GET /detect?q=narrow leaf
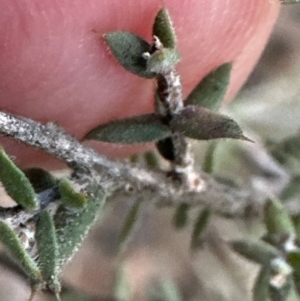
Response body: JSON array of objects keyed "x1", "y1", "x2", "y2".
[
  {"x1": 170, "y1": 106, "x2": 250, "y2": 141},
  {"x1": 119, "y1": 201, "x2": 141, "y2": 248},
  {"x1": 190, "y1": 207, "x2": 211, "y2": 250},
  {"x1": 0, "y1": 221, "x2": 41, "y2": 283},
  {"x1": 36, "y1": 211, "x2": 60, "y2": 294},
  {"x1": 85, "y1": 114, "x2": 171, "y2": 144},
  {"x1": 104, "y1": 31, "x2": 154, "y2": 78},
  {"x1": 287, "y1": 251, "x2": 300, "y2": 272},
  {"x1": 153, "y1": 8, "x2": 176, "y2": 49},
  {"x1": 280, "y1": 175, "x2": 300, "y2": 201},
  {"x1": 185, "y1": 63, "x2": 232, "y2": 111},
  {"x1": 0, "y1": 148, "x2": 37, "y2": 209},
  {"x1": 264, "y1": 197, "x2": 295, "y2": 237},
  {"x1": 173, "y1": 203, "x2": 190, "y2": 229},
  {"x1": 58, "y1": 179, "x2": 87, "y2": 208},
  {"x1": 253, "y1": 267, "x2": 271, "y2": 301},
  {"x1": 231, "y1": 239, "x2": 279, "y2": 265},
  {"x1": 54, "y1": 189, "x2": 106, "y2": 269}
]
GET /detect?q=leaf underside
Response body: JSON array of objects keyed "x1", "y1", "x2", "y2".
[
  {"x1": 85, "y1": 114, "x2": 171, "y2": 144},
  {"x1": 104, "y1": 31, "x2": 154, "y2": 78}
]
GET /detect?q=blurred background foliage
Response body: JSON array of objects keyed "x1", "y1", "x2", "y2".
[{"x1": 1, "y1": 5, "x2": 300, "y2": 301}]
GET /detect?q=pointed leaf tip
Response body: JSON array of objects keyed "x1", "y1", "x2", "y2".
[
  {"x1": 170, "y1": 106, "x2": 246, "y2": 141},
  {"x1": 85, "y1": 114, "x2": 171, "y2": 144},
  {"x1": 104, "y1": 31, "x2": 154, "y2": 78},
  {"x1": 153, "y1": 8, "x2": 176, "y2": 49},
  {"x1": 0, "y1": 148, "x2": 37, "y2": 209},
  {"x1": 185, "y1": 63, "x2": 232, "y2": 111}
]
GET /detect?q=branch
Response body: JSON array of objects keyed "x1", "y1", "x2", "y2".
[{"x1": 0, "y1": 111, "x2": 282, "y2": 217}]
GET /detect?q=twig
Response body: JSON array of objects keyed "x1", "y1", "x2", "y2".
[{"x1": 0, "y1": 110, "x2": 280, "y2": 217}]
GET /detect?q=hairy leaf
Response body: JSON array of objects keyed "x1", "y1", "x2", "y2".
[
  {"x1": 58, "y1": 179, "x2": 87, "y2": 208},
  {"x1": 185, "y1": 63, "x2": 232, "y2": 111},
  {"x1": 173, "y1": 203, "x2": 190, "y2": 229},
  {"x1": 104, "y1": 31, "x2": 154, "y2": 78},
  {"x1": 36, "y1": 211, "x2": 60, "y2": 294},
  {"x1": 253, "y1": 267, "x2": 271, "y2": 301},
  {"x1": 85, "y1": 114, "x2": 171, "y2": 144},
  {"x1": 0, "y1": 148, "x2": 37, "y2": 209},
  {"x1": 54, "y1": 188, "x2": 106, "y2": 269},
  {"x1": 0, "y1": 221, "x2": 41, "y2": 283},
  {"x1": 264, "y1": 197, "x2": 295, "y2": 237},
  {"x1": 153, "y1": 8, "x2": 176, "y2": 48},
  {"x1": 231, "y1": 239, "x2": 279, "y2": 265},
  {"x1": 190, "y1": 207, "x2": 211, "y2": 250},
  {"x1": 170, "y1": 106, "x2": 250, "y2": 141}
]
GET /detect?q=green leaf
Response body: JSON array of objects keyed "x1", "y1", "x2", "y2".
[
  {"x1": 231, "y1": 239, "x2": 279, "y2": 265},
  {"x1": 292, "y1": 214, "x2": 300, "y2": 241},
  {"x1": 153, "y1": 8, "x2": 176, "y2": 49},
  {"x1": 119, "y1": 201, "x2": 141, "y2": 248},
  {"x1": 146, "y1": 48, "x2": 180, "y2": 73},
  {"x1": 170, "y1": 106, "x2": 250, "y2": 141},
  {"x1": 185, "y1": 63, "x2": 232, "y2": 111},
  {"x1": 54, "y1": 188, "x2": 106, "y2": 269},
  {"x1": 104, "y1": 31, "x2": 154, "y2": 78},
  {"x1": 253, "y1": 267, "x2": 271, "y2": 301},
  {"x1": 202, "y1": 142, "x2": 217, "y2": 174},
  {"x1": 36, "y1": 211, "x2": 60, "y2": 294},
  {"x1": 190, "y1": 207, "x2": 211, "y2": 250},
  {"x1": 287, "y1": 251, "x2": 300, "y2": 272},
  {"x1": 264, "y1": 197, "x2": 295, "y2": 237},
  {"x1": 0, "y1": 148, "x2": 37, "y2": 209},
  {"x1": 58, "y1": 179, "x2": 87, "y2": 208},
  {"x1": 280, "y1": 175, "x2": 300, "y2": 201},
  {"x1": 172, "y1": 203, "x2": 190, "y2": 229},
  {"x1": 85, "y1": 114, "x2": 171, "y2": 144},
  {"x1": 0, "y1": 221, "x2": 41, "y2": 283}
]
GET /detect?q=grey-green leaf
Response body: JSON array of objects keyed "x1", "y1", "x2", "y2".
[
  {"x1": 104, "y1": 31, "x2": 154, "y2": 78},
  {"x1": 264, "y1": 197, "x2": 295, "y2": 237},
  {"x1": 185, "y1": 63, "x2": 232, "y2": 111},
  {"x1": 269, "y1": 278, "x2": 292, "y2": 301},
  {"x1": 119, "y1": 201, "x2": 141, "y2": 248},
  {"x1": 202, "y1": 142, "x2": 217, "y2": 174},
  {"x1": 173, "y1": 203, "x2": 190, "y2": 229},
  {"x1": 54, "y1": 188, "x2": 106, "y2": 270},
  {"x1": 253, "y1": 267, "x2": 271, "y2": 301},
  {"x1": 280, "y1": 175, "x2": 300, "y2": 201},
  {"x1": 58, "y1": 179, "x2": 87, "y2": 208},
  {"x1": 36, "y1": 211, "x2": 60, "y2": 294},
  {"x1": 190, "y1": 207, "x2": 211, "y2": 250},
  {"x1": 85, "y1": 114, "x2": 171, "y2": 144},
  {"x1": 231, "y1": 239, "x2": 279, "y2": 265},
  {"x1": 0, "y1": 148, "x2": 37, "y2": 209},
  {"x1": 0, "y1": 221, "x2": 41, "y2": 283},
  {"x1": 153, "y1": 8, "x2": 176, "y2": 49},
  {"x1": 170, "y1": 106, "x2": 250, "y2": 141}
]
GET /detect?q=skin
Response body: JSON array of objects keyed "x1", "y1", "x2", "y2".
[{"x1": 0, "y1": 0, "x2": 280, "y2": 169}]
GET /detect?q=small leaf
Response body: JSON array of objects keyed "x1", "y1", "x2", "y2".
[
  {"x1": 231, "y1": 239, "x2": 279, "y2": 265},
  {"x1": 264, "y1": 197, "x2": 295, "y2": 237},
  {"x1": 185, "y1": 63, "x2": 232, "y2": 111},
  {"x1": 170, "y1": 106, "x2": 250, "y2": 141},
  {"x1": 153, "y1": 8, "x2": 176, "y2": 48},
  {"x1": 0, "y1": 221, "x2": 41, "y2": 283},
  {"x1": 119, "y1": 201, "x2": 141, "y2": 248},
  {"x1": 54, "y1": 189, "x2": 106, "y2": 269},
  {"x1": 280, "y1": 175, "x2": 300, "y2": 201},
  {"x1": 104, "y1": 31, "x2": 154, "y2": 78},
  {"x1": 85, "y1": 114, "x2": 171, "y2": 144},
  {"x1": 58, "y1": 179, "x2": 87, "y2": 208},
  {"x1": 190, "y1": 207, "x2": 211, "y2": 250},
  {"x1": 156, "y1": 136, "x2": 175, "y2": 161},
  {"x1": 36, "y1": 211, "x2": 60, "y2": 294},
  {"x1": 202, "y1": 142, "x2": 217, "y2": 174},
  {"x1": 253, "y1": 267, "x2": 271, "y2": 301},
  {"x1": 173, "y1": 203, "x2": 190, "y2": 229},
  {"x1": 0, "y1": 148, "x2": 37, "y2": 209},
  {"x1": 146, "y1": 48, "x2": 180, "y2": 73}
]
